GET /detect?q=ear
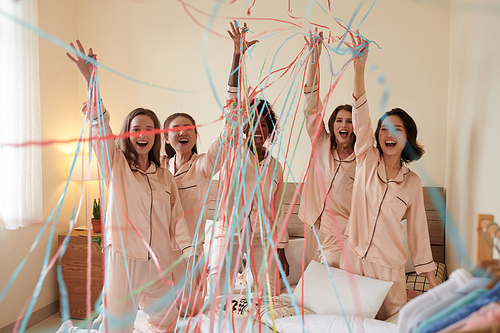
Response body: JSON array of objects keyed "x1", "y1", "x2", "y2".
[{"x1": 164, "y1": 135, "x2": 170, "y2": 145}]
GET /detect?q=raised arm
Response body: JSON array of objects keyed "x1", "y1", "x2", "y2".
[
  {"x1": 304, "y1": 30, "x2": 323, "y2": 88},
  {"x1": 68, "y1": 41, "x2": 116, "y2": 181},
  {"x1": 350, "y1": 33, "x2": 368, "y2": 101},
  {"x1": 302, "y1": 31, "x2": 329, "y2": 142},
  {"x1": 347, "y1": 32, "x2": 373, "y2": 158},
  {"x1": 66, "y1": 39, "x2": 97, "y2": 89},
  {"x1": 227, "y1": 20, "x2": 258, "y2": 88}
]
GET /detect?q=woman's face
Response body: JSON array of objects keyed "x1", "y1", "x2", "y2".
[
  {"x1": 245, "y1": 117, "x2": 270, "y2": 151},
  {"x1": 378, "y1": 115, "x2": 407, "y2": 159},
  {"x1": 164, "y1": 116, "x2": 196, "y2": 156},
  {"x1": 333, "y1": 109, "x2": 353, "y2": 147},
  {"x1": 130, "y1": 115, "x2": 155, "y2": 156}
]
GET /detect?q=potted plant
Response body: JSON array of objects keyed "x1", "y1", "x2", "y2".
[{"x1": 91, "y1": 198, "x2": 102, "y2": 234}]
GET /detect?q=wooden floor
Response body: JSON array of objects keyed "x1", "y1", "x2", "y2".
[{"x1": 24, "y1": 314, "x2": 89, "y2": 333}]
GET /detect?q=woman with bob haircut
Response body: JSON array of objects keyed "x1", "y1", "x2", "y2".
[
  {"x1": 340, "y1": 34, "x2": 438, "y2": 320},
  {"x1": 66, "y1": 40, "x2": 197, "y2": 333},
  {"x1": 299, "y1": 30, "x2": 357, "y2": 268}
]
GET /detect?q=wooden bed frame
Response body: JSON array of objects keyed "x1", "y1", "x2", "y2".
[{"x1": 207, "y1": 181, "x2": 446, "y2": 264}]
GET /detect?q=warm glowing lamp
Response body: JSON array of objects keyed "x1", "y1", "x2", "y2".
[
  {"x1": 69, "y1": 153, "x2": 101, "y2": 229},
  {"x1": 69, "y1": 153, "x2": 100, "y2": 182}
]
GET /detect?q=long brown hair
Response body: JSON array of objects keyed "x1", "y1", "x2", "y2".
[
  {"x1": 118, "y1": 108, "x2": 162, "y2": 169},
  {"x1": 374, "y1": 108, "x2": 424, "y2": 163},
  {"x1": 163, "y1": 113, "x2": 199, "y2": 158},
  {"x1": 327, "y1": 104, "x2": 356, "y2": 151}
]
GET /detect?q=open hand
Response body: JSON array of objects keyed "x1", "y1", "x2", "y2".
[
  {"x1": 304, "y1": 28, "x2": 323, "y2": 64},
  {"x1": 66, "y1": 39, "x2": 97, "y2": 84},
  {"x1": 228, "y1": 20, "x2": 258, "y2": 56},
  {"x1": 344, "y1": 30, "x2": 369, "y2": 68}
]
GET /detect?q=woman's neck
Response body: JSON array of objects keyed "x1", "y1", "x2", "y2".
[
  {"x1": 383, "y1": 154, "x2": 402, "y2": 180},
  {"x1": 174, "y1": 151, "x2": 193, "y2": 173},
  {"x1": 137, "y1": 154, "x2": 150, "y2": 172},
  {"x1": 255, "y1": 147, "x2": 267, "y2": 162},
  {"x1": 336, "y1": 144, "x2": 354, "y2": 160}
]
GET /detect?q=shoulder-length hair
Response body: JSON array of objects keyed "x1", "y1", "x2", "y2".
[
  {"x1": 118, "y1": 108, "x2": 162, "y2": 169},
  {"x1": 327, "y1": 104, "x2": 356, "y2": 152},
  {"x1": 163, "y1": 113, "x2": 198, "y2": 158},
  {"x1": 374, "y1": 108, "x2": 424, "y2": 163}
]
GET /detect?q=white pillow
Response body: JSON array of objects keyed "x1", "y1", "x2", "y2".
[
  {"x1": 273, "y1": 314, "x2": 397, "y2": 333},
  {"x1": 281, "y1": 238, "x2": 308, "y2": 288},
  {"x1": 292, "y1": 260, "x2": 393, "y2": 319},
  {"x1": 401, "y1": 219, "x2": 416, "y2": 273}
]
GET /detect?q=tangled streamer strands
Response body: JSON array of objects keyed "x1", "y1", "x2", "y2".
[{"x1": 0, "y1": 1, "x2": 460, "y2": 332}]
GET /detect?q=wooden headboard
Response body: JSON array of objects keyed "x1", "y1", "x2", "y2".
[{"x1": 206, "y1": 181, "x2": 446, "y2": 264}]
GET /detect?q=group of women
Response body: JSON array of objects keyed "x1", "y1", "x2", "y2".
[{"x1": 64, "y1": 21, "x2": 438, "y2": 333}]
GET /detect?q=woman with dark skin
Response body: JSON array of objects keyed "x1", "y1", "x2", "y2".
[{"x1": 209, "y1": 21, "x2": 289, "y2": 298}]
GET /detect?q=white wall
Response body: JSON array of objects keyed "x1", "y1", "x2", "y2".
[
  {"x1": 446, "y1": 1, "x2": 500, "y2": 272},
  {"x1": 1, "y1": 0, "x2": 451, "y2": 328},
  {"x1": 72, "y1": 0, "x2": 449, "y2": 186}
]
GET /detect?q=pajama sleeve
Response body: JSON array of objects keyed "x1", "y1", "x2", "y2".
[
  {"x1": 407, "y1": 181, "x2": 437, "y2": 275},
  {"x1": 352, "y1": 93, "x2": 373, "y2": 161}
]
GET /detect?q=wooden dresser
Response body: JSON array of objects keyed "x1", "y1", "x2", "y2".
[{"x1": 58, "y1": 230, "x2": 103, "y2": 319}]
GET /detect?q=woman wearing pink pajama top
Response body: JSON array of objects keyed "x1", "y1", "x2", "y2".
[
  {"x1": 161, "y1": 113, "x2": 228, "y2": 315},
  {"x1": 340, "y1": 35, "x2": 438, "y2": 320},
  {"x1": 299, "y1": 31, "x2": 356, "y2": 268},
  {"x1": 67, "y1": 40, "x2": 197, "y2": 333}
]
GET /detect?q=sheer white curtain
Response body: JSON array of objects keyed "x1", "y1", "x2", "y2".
[{"x1": 0, "y1": 1, "x2": 42, "y2": 229}]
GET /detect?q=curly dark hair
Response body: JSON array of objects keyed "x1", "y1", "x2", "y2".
[
  {"x1": 248, "y1": 98, "x2": 278, "y2": 143},
  {"x1": 374, "y1": 108, "x2": 424, "y2": 163}
]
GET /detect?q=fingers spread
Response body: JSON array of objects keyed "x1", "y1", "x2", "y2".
[{"x1": 66, "y1": 52, "x2": 77, "y2": 63}]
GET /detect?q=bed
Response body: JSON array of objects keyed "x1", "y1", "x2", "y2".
[
  {"x1": 60, "y1": 182, "x2": 447, "y2": 333},
  {"x1": 201, "y1": 181, "x2": 447, "y2": 332}
]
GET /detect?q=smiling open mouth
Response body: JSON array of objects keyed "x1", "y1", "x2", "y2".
[
  {"x1": 136, "y1": 141, "x2": 148, "y2": 147},
  {"x1": 385, "y1": 140, "x2": 397, "y2": 148},
  {"x1": 179, "y1": 138, "x2": 189, "y2": 144},
  {"x1": 339, "y1": 130, "x2": 349, "y2": 138}
]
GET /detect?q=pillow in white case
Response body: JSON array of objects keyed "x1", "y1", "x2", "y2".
[
  {"x1": 273, "y1": 314, "x2": 398, "y2": 333},
  {"x1": 293, "y1": 260, "x2": 393, "y2": 319},
  {"x1": 281, "y1": 238, "x2": 308, "y2": 288}
]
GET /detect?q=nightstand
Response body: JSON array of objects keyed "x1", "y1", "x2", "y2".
[{"x1": 58, "y1": 230, "x2": 103, "y2": 319}]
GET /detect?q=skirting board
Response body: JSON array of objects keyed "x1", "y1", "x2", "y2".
[{"x1": 0, "y1": 300, "x2": 59, "y2": 333}]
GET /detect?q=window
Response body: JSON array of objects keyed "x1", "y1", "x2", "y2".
[{"x1": 0, "y1": 1, "x2": 42, "y2": 229}]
